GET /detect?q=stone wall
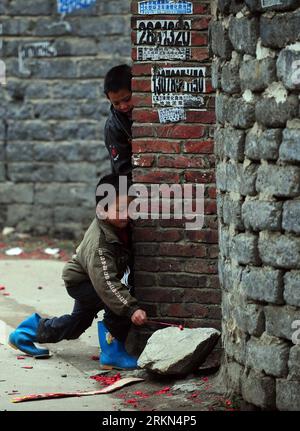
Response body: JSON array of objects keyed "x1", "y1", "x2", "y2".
[
  {"x1": 0, "y1": 0, "x2": 131, "y2": 237},
  {"x1": 210, "y1": 0, "x2": 300, "y2": 410}
]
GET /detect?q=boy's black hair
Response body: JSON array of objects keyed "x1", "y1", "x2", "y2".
[
  {"x1": 104, "y1": 64, "x2": 132, "y2": 96},
  {"x1": 95, "y1": 174, "x2": 132, "y2": 205}
]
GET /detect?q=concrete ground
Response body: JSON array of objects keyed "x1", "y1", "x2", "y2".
[
  {"x1": 0, "y1": 259, "x2": 131, "y2": 411},
  {"x1": 0, "y1": 259, "x2": 240, "y2": 412}
]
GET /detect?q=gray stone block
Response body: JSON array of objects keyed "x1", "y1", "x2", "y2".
[
  {"x1": 265, "y1": 305, "x2": 300, "y2": 341},
  {"x1": 224, "y1": 128, "x2": 245, "y2": 161},
  {"x1": 212, "y1": 59, "x2": 222, "y2": 90},
  {"x1": 52, "y1": 121, "x2": 100, "y2": 141},
  {"x1": 221, "y1": 59, "x2": 241, "y2": 94},
  {"x1": 279, "y1": 129, "x2": 300, "y2": 163},
  {"x1": 284, "y1": 271, "x2": 300, "y2": 307},
  {"x1": 255, "y1": 95, "x2": 299, "y2": 128},
  {"x1": 221, "y1": 360, "x2": 243, "y2": 394},
  {"x1": 8, "y1": 163, "x2": 55, "y2": 183},
  {"x1": 53, "y1": 162, "x2": 98, "y2": 182},
  {"x1": 256, "y1": 165, "x2": 300, "y2": 197},
  {"x1": 276, "y1": 380, "x2": 300, "y2": 411},
  {"x1": 7, "y1": 120, "x2": 52, "y2": 141},
  {"x1": 228, "y1": 17, "x2": 259, "y2": 56},
  {"x1": 215, "y1": 93, "x2": 230, "y2": 125},
  {"x1": 241, "y1": 369, "x2": 276, "y2": 409},
  {"x1": 288, "y1": 345, "x2": 300, "y2": 379},
  {"x1": 282, "y1": 200, "x2": 300, "y2": 234},
  {"x1": 217, "y1": 0, "x2": 244, "y2": 15},
  {"x1": 277, "y1": 46, "x2": 300, "y2": 90},
  {"x1": 260, "y1": 10, "x2": 300, "y2": 49},
  {"x1": 7, "y1": 142, "x2": 35, "y2": 161},
  {"x1": 51, "y1": 82, "x2": 101, "y2": 100},
  {"x1": 223, "y1": 194, "x2": 244, "y2": 229},
  {"x1": 218, "y1": 161, "x2": 258, "y2": 196},
  {"x1": 54, "y1": 206, "x2": 95, "y2": 224},
  {"x1": 227, "y1": 98, "x2": 256, "y2": 129},
  {"x1": 219, "y1": 224, "x2": 231, "y2": 258},
  {"x1": 241, "y1": 267, "x2": 284, "y2": 304},
  {"x1": 209, "y1": 21, "x2": 233, "y2": 60},
  {"x1": 0, "y1": 183, "x2": 34, "y2": 204},
  {"x1": 240, "y1": 58, "x2": 277, "y2": 92},
  {"x1": 246, "y1": 333, "x2": 290, "y2": 377},
  {"x1": 242, "y1": 200, "x2": 282, "y2": 231},
  {"x1": 231, "y1": 233, "x2": 260, "y2": 265},
  {"x1": 259, "y1": 233, "x2": 300, "y2": 269},
  {"x1": 35, "y1": 183, "x2": 94, "y2": 207},
  {"x1": 223, "y1": 325, "x2": 247, "y2": 364},
  {"x1": 33, "y1": 103, "x2": 79, "y2": 120},
  {"x1": 245, "y1": 127, "x2": 282, "y2": 161},
  {"x1": 31, "y1": 59, "x2": 77, "y2": 79},
  {"x1": 0, "y1": 163, "x2": 5, "y2": 182},
  {"x1": 9, "y1": 0, "x2": 52, "y2": 15}
]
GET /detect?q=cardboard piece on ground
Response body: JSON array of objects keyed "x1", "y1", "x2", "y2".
[{"x1": 11, "y1": 377, "x2": 144, "y2": 403}]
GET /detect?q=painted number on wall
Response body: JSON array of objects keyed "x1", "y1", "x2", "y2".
[{"x1": 137, "y1": 20, "x2": 191, "y2": 46}]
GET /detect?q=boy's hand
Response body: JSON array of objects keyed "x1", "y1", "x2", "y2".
[{"x1": 131, "y1": 309, "x2": 147, "y2": 326}]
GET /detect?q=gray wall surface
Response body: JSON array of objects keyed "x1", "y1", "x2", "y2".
[
  {"x1": 0, "y1": 0, "x2": 131, "y2": 237},
  {"x1": 211, "y1": 0, "x2": 300, "y2": 411}
]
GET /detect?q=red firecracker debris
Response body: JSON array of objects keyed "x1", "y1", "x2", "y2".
[
  {"x1": 0, "y1": 285, "x2": 6, "y2": 290},
  {"x1": 21, "y1": 366, "x2": 33, "y2": 369},
  {"x1": 17, "y1": 356, "x2": 26, "y2": 360},
  {"x1": 134, "y1": 390, "x2": 150, "y2": 399},
  {"x1": 201, "y1": 377, "x2": 209, "y2": 382},
  {"x1": 90, "y1": 355, "x2": 99, "y2": 361},
  {"x1": 3, "y1": 293, "x2": 10, "y2": 296},
  {"x1": 89, "y1": 372, "x2": 121, "y2": 386},
  {"x1": 178, "y1": 325, "x2": 184, "y2": 331},
  {"x1": 154, "y1": 387, "x2": 170, "y2": 395}
]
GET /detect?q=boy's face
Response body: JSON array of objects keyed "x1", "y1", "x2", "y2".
[
  {"x1": 100, "y1": 194, "x2": 133, "y2": 229},
  {"x1": 107, "y1": 89, "x2": 134, "y2": 115}
]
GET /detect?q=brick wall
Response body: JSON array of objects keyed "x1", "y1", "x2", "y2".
[
  {"x1": 130, "y1": 0, "x2": 221, "y2": 352},
  {"x1": 0, "y1": 0, "x2": 131, "y2": 237}
]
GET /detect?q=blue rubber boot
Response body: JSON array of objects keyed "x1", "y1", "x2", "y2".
[
  {"x1": 98, "y1": 321, "x2": 138, "y2": 370},
  {"x1": 8, "y1": 313, "x2": 50, "y2": 358}
]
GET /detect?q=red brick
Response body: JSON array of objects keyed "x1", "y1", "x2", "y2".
[
  {"x1": 205, "y1": 80, "x2": 214, "y2": 94},
  {"x1": 134, "y1": 243, "x2": 158, "y2": 256},
  {"x1": 193, "y1": 2, "x2": 210, "y2": 15},
  {"x1": 186, "y1": 229, "x2": 218, "y2": 244},
  {"x1": 132, "y1": 154, "x2": 155, "y2": 167},
  {"x1": 132, "y1": 109, "x2": 158, "y2": 123},
  {"x1": 183, "y1": 289, "x2": 222, "y2": 304},
  {"x1": 157, "y1": 155, "x2": 211, "y2": 169},
  {"x1": 132, "y1": 78, "x2": 151, "y2": 92},
  {"x1": 183, "y1": 140, "x2": 214, "y2": 154},
  {"x1": 132, "y1": 64, "x2": 152, "y2": 76},
  {"x1": 158, "y1": 273, "x2": 207, "y2": 288},
  {"x1": 208, "y1": 244, "x2": 219, "y2": 258},
  {"x1": 134, "y1": 272, "x2": 156, "y2": 287},
  {"x1": 191, "y1": 47, "x2": 210, "y2": 61},
  {"x1": 204, "y1": 199, "x2": 217, "y2": 214},
  {"x1": 160, "y1": 303, "x2": 209, "y2": 319},
  {"x1": 192, "y1": 17, "x2": 211, "y2": 30},
  {"x1": 191, "y1": 32, "x2": 208, "y2": 46},
  {"x1": 157, "y1": 125, "x2": 205, "y2": 139},
  {"x1": 185, "y1": 111, "x2": 216, "y2": 124},
  {"x1": 159, "y1": 243, "x2": 207, "y2": 257},
  {"x1": 184, "y1": 171, "x2": 215, "y2": 184},
  {"x1": 133, "y1": 170, "x2": 180, "y2": 184},
  {"x1": 134, "y1": 257, "x2": 159, "y2": 272},
  {"x1": 208, "y1": 186, "x2": 217, "y2": 198},
  {"x1": 133, "y1": 227, "x2": 183, "y2": 242},
  {"x1": 132, "y1": 139, "x2": 181, "y2": 154},
  {"x1": 132, "y1": 125, "x2": 154, "y2": 138},
  {"x1": 185, "y1": 259, "x2": 218, "y2": 274},
  {"x1": 135, "y1": 287, "x2": 184, "y2": 303},
  {"x1": 132, "y1": 94, "x2": 152, "y2": 107}
]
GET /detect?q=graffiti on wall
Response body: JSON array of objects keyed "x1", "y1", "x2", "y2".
[
  {"x1": 152, "y1": 67, "x2": 206, "y2": 108},
  {"x1": 18, "y1": 42, "x2": 57, "y2": 75},
  {"x1": 57, "y1": 0, "x2": 96, "y2": 14},
  {"x1": 138, "y1": 0, "x2": 193, "y2": 15}
]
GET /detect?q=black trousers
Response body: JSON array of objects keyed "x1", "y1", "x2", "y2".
[{"x1": 36, "y1": 280, "x2": 132, "y2": 344}]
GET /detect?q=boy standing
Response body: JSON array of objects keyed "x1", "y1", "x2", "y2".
[{"x1": 8, "y1": 175, "x2": 147, "y2": 370}]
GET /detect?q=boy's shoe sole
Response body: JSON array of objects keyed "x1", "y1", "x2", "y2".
[
  {"x1": 8, "y1": 341, "x2": 51, "y2": 359},
  {"x1": 100, "y1": 364, "x2": 137, "y2": 371}
]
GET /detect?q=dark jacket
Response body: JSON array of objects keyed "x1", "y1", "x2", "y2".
[
  {"x1": 62, "y1": 217, "x2": 140, "y2": 318},
  {"x1": 104, "y1": 105, "x2": 133, "y2": 175}
]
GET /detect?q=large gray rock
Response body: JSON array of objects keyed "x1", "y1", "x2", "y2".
[{"x1": 137, "y1": 327, "x2": 220, "y2": 375}]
